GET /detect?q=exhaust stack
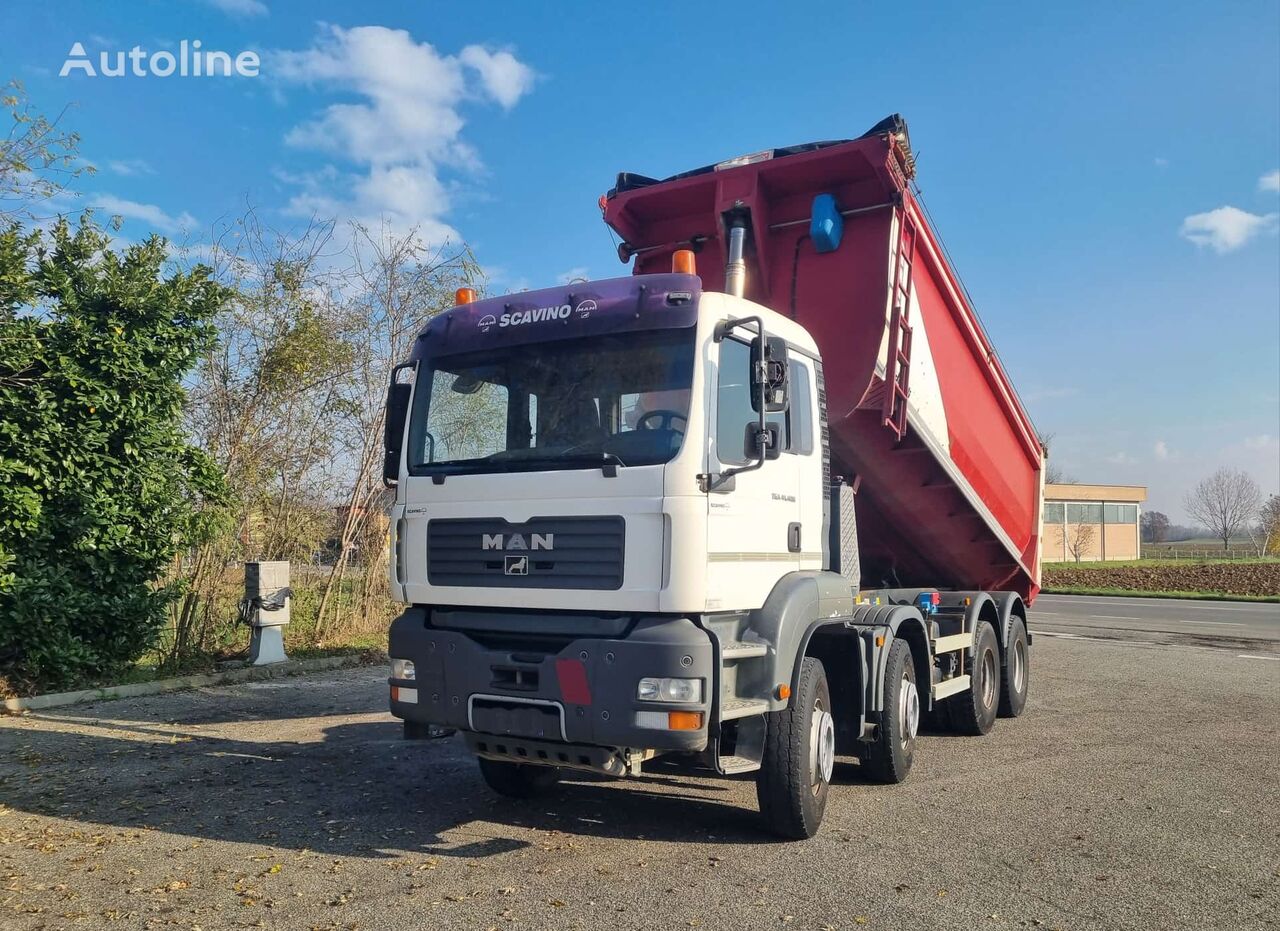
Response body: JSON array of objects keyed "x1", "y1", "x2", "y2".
[{"x1": 724, "y1": 219, "x2": 747, "y2": 298}]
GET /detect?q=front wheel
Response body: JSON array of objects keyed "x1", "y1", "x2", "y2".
[
  {"x1": 756, "y1": 657, "x2": 834, "y2": 839},
  {"x1": 477, "y1": 758, "x2": 562, "y2": 798}
]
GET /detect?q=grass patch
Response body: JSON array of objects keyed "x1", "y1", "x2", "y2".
[
  {"x1": 1045, "y1": 557, "x2": 1280, "y2": 570},
  {"x1": 1042, "y1": 585, "x2": 1280, "y2": 603}
]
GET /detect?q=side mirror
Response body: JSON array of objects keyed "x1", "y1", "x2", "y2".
[
  {"x1": 751, "y1": 335, "x2": 789, "y2": 413},
  {"x1": 743, "y1": 422, "x2": 783, "y2": 461},
  {"x1": 383, "y1": 362, "x2": 416, "y2": 486}
]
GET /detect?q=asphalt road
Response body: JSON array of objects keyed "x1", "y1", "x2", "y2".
[
  {"x1": 2, "y1": 599, "x2": 1278, "y2": 931},
  {"x1": 1034, "y1": 593, "x2": 1279, "y2": 651}
]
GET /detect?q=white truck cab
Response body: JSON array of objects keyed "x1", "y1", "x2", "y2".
[{"x1": 384, "y1": 260, "x2": 1028, "y2": 839}]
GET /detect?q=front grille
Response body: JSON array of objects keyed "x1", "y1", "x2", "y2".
[{"x1": 427, "y1": 516, "x2": 625, "y2": 590}]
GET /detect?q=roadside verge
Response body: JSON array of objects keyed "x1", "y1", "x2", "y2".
[{"x1": 2, "y1": 652, "x2": 386, "y2": 715}]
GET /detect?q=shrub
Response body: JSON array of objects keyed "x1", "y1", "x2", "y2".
[{"x1": 0, "y1": 217, "x2": 228, "y2": 692}]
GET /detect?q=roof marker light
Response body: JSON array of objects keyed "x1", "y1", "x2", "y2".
[
  {"x1": 455, "y1": 287, "x2": 477, "y2": 305},
  {"x1": 672, "y1": 249, "x2": 696, "y2": 275}
]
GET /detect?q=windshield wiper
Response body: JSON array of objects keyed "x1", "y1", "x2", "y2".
[{"x1": 525, "y1": 451, "x2": 626, "y2": 477}]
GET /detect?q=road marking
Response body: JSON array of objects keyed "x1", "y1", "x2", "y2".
[
  {"x1": 1036, "y1": 631, "x2": 1112, "y2": 643},
  {"x1": 1038, "y1": 596, "x2": 1271, "y2": 614},
  {"x1": 1236, "y1": 654, "x2": 1280, "y2": 662},
  {"x1": 1036, "y1": 612, "x2": 1245, "y2": 627}
]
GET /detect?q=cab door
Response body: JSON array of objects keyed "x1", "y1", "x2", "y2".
[{"x1": 704, "y1": 336, "x2": 802, "y2": 612}]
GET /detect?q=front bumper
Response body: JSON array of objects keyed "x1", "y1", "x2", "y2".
[{"x1": 387, "y1": 607, "x2": 714, "y2": 753}]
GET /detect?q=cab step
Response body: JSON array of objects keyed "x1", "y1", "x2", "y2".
[
  {"x1": 716, "y1": 754, "x2": 762, "y2": 775},
  {"x1": 720, "y1": 697, "x2": 770, "y2": 720},
  {"x1": 721, "y1": 640, "x2": 769, "y2": 660}
]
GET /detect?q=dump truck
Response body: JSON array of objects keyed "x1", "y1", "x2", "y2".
[{"x1": 383, "y1": 115, "x2": 1043, "y2": 838}]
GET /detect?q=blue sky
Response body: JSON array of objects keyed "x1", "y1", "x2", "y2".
[{"x1": 4, "y1": 0, "x2": 1278, "y2": 523}]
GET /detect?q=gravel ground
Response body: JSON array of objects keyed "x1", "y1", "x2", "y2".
[{"x1": 1, "y1": 633, "x2": 1277, "y2": 931}]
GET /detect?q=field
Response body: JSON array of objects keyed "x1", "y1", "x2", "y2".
[
  {"x1": 1042, "y1": 556, "x2": 1280, "y2": 601},
  {"x1": 1139, "y1": 537, "x2": 1270, "y2": 559}
]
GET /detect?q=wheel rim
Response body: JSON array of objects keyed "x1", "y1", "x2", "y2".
[
  {"x1": 981, "y1": 648, "x2": 998, "y2": 708},
  {"x1": 809, "y1": 698, "x2": 835, "y2": 790},
  {"x1": 900, "y1": 675, "x2": 919, "y2": 748},
  {"x1": 1013, "y1": 639, "x2": 1027, "y2": 694}
]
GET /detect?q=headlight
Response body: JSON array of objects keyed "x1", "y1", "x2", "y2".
[
  {"x1": 391, "y1": 658, "x2": 416, "y2": 681},
  {"x1": 637, "y1": 677, "x2": 702, "y2": 703}
]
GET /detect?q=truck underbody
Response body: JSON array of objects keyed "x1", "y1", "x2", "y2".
[{"x1": 389, "y1": 574, "x2": 1031, "y2": 837}]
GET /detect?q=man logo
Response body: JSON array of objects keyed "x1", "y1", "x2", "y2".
[
  {"x1": 477, "y1": 313, "x2": 497, "y2": 332},
  {"x1": 504, "y1": 555, "x2": 529, "y2": 576},
  {"x1": 574, "y1": 299, "x2": 597, "y2": 318},
  {"x1": 482, "y1": 533, "x2": 554, "y2": 551}
]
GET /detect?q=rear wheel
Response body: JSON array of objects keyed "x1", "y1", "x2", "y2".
[
  {"x1": 998, "y1": 616, "x2": 1030, "y2": 718},
  {"x1": 863, "y1": 639, "x2": 918, "y2": 783},
  {"x1": 944, "y1": 620, "x2": 1000, "y2": 736},
  {"x1": 477, "y1": 758, "x2": 562, "y2": 798},
  {"x1": 756, "y1": 657, "x2": 833, "y2": 840}
]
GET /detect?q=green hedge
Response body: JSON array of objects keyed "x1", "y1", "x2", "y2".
[{"x1": 0, "y1": 218, "x2": 228, "y2": 691}]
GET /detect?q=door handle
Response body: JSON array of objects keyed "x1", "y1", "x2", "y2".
[{"x1": 787, "y1": 522, "x2": 802, "y2": 553}]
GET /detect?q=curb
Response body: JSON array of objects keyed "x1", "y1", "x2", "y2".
[{"x1": 2, "y1": 653, "x2": 384, "y2": 715}]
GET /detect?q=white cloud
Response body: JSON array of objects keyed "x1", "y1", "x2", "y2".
[
  {"x1": 1153, "y1": 440, "x2": 1170, "y2": 461},
  {"x1": 203, "y1": 0, "x2": 268, "y2": 17},
  {"x1": 88, "y1": 194, "x2": 197, "y2": 234},
  {"x1": 1179, "y1": 206, "x2": 1278, "y2": 253},
  {"x1": 1260, "y1": 170, "x2": 1280, "y2": 193},
  {"x1": 1244, "y1": 434, "x2": 1278, "y2": 451},
  {"x1": 107, "y1": 158, "x2": 155, "y2": 177},
  {"x1": 459, "y1": 46, "x2": 537, "y2": 109},
  {"x1": 271, "y1": 26, "x2": 535, "y2": 241},
  {"x1": 557, "y1": 267, "x2": 590, "y2": 284}
]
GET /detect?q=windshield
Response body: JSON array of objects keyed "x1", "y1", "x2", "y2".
[{"x1": 407, "y1": 329, "x2": 695, "y2": 475}]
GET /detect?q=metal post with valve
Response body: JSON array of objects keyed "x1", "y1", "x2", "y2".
[{"x1": 241, "y1": 561, "x2": 291, "y2": 665}]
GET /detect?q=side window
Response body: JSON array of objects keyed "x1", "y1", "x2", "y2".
[
  {"x1": 787, "y1": 359, "x2": 814, "y2": 455},
  {"x1": 716, "y1": 339, "x2": 755, "y2": 466},
  {"x1": 716, "y1": 338, "x2": 785, "y2": 465},
  {"x1": 1067, "y1": 502, "x2": 1103, "y2": 523}
]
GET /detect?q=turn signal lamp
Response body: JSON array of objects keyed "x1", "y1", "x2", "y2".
[
  {"x1": 672, "y1": 249, "x2": 696, "y2": 275},
  {"x1": 455, "y1": 287, "x2": 477, "y2": 305},
  {"x1": 667, "y1": 711, "x2": 703, "y2": 731}
]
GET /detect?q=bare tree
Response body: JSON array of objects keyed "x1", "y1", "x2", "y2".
[
  {"x1": 0, "y1": 80, "x2": 93, "y2": 221},
  {"x1": 1255, "y1": 495, "x2": 1279, "y2": 557},
  {"x1": 1183, "y1": 467, "x2": 1262, "y2": 554},
  {"x1": 171, "y1": 208, "x2": 354, "y2": 662},
  {"x1": 313, "y1": 221, "x2": 479, "y2": 639},
  {"x1": 1039, "y1": 432, "x2": 1073, "y2": 484},
  {"x1": 1066, "y1": 520, "x2": 1096, "y2": 563}
]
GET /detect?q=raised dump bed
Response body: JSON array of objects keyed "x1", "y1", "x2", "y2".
[{"x1": 603, "y1": 117, "x2": 1044, "y2": 600}]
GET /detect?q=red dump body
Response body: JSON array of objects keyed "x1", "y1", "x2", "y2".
[{"x1": 603, "y1": 123, "x2": 1044, "y2": 601}]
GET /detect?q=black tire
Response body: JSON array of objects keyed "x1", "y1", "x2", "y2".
[
  {"x1": 755, "y1": 657, "x2": 834, "y2": 840},
  {"x1": 477, "y1": 758, "x2": 561, "y2": 798},
  {"x1": 998, "y1": 615, "x2": 1030, "y2": 718},
  {"x1": 862, "y1": 639, "x2": 918, "y2": 783},
  {"x1": 943, "y1": 619, "x2": 1000, "y2": 736}
]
